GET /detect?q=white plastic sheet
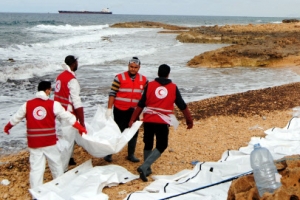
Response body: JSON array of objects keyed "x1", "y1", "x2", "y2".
[
  {"x1": 124, "y1": 116, "x2": 300, "y2": 200},
  {"x1": 75, "y1": 105, "x2": 142, "y2": 158},
  {"x1": 30, "y1": 109, "x2": 300, "y2": 199},
  {"x1": 29, "y1": 160, "x2": 139, "y2": 200},
  {"x1": 57, "y1": 123, "x2": 77, "y2": 171}
]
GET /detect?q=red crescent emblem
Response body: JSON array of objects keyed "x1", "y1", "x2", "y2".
[
  {"x1": 33, "y1": 106, "x2": 47, "y2": 120},
  {"x1": 36, "y1": 110, "x2": 42, "y2": 116},
  {"x1": 155, "y1": 86, "x2": 168, "y2": 99},
  {"x1": 55, "y1": 80, "x2": 61, "y2": 92}
]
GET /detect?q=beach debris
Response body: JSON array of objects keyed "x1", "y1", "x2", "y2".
[
  {"x1": 248, "y1": 124, "x2": 264, "y2": 130},
  {"x1": 118, "y1": 190, "x2": 127, "y2": 195},
  {"x1": 292, "y1": 106, "x2": 300, "y2": 117},
  {"x1": 2, "y1": 193, "x2": 8, "y2": 198},
  {"x1": 1, "y1": 179, "x2": 10, "y2": 186},
  {"x1": 101, "y1": 36, "x2": 112, "y2": 42},
  {"x1": 191, "y1": 160, "x2": 199, "y2": 165}
]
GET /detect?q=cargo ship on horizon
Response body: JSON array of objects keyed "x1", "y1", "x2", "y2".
[{"x1": 58, "y1": 8, "x2": 112, "y2": 14}]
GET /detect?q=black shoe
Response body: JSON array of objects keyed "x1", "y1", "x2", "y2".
[
  {"x1": 127, "y1": 155, "x2": 140, "y2": 162},
  {"x1": 137, "y1": 166, "x2": 148, "y2": 182},
  {"x1": 69, "y1": 158, "x2": 76, "y2": 165},
  {"x1": 104, "y1": 155, "x2": 112, "y2": 162}
]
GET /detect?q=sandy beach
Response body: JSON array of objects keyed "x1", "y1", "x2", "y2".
[
  {"x1": 1, "y1": 81, "x2": 300, "y2": 199},
  {"x1": 2, "y1": 21, "x2": 300, "y2": 199}
]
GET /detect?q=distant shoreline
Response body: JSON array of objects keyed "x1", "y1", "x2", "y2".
[{"x1": 111, "y1": 21, "x2": 300, "y2": 68}]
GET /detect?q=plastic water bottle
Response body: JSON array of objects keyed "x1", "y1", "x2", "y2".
[{"x1": 250, "y1": 143, "x2": 281, "y2": 197}]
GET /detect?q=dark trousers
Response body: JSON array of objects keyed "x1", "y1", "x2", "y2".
[
  {"x1": 143, "y1": 122, "x2": 169, "y2": 153},
  {"x1": 113, "y1": 106, "x2": 138, "y2": 138}
]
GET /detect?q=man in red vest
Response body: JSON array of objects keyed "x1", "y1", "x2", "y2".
[
  {"x1": 129, "y1": 64, "x2": 193, "y2": 181},
  {"x1": 54, "y1": 55, "x2": 85, "y2": 166},
  {"x1": 104, "y1": 57, "x2": 148, "y2": 162},
  {"x1": 3, "y1": 81, "x2": 86, "y2": 189}
]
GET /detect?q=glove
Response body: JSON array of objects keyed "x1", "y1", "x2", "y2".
[
  {"x1": 105, "y1": 108, "x2": 112, "y2": 119},
  {"x1": 72, "y1": 121, "x2": 87, "y2": 136},
  {"x1": 182, "y1": 106, "x2": 193, "y2": 129},
  {"x1": 4, "y1": 122, "x2": 13, "y2": 135},
  {"x1": 74, "y1": 107, "x2": 85, "y2": 127},
  {"x1": 128, "y1": 106, "x2": 143, "y2": 127}
]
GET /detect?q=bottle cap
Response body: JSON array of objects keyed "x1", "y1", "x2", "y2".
[{"x1": 254, "y1": 143, "x2": 261, "y2": 149}]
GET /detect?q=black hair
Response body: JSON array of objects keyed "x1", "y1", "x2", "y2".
[
  {"x1": 65, "y1": 55, "x2": 77, "y2": 66},
  {"x1": 158, "y1": 64, "x2": 171, "y2": 78},
  {"x1": 38, "y1": 81, "x2": 51, "y2": 92}
]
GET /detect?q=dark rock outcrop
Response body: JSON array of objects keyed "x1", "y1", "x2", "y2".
[
  {"x1": 282, "y1": 19, "x2": 300, "y2": 23},
  {"x1": 177, "y1": 23, "x2": 300, "y2": 67}
]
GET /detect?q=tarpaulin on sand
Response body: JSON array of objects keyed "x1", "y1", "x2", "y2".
[
  {"x1": 31, "y1": 107, "x2": 300, "y2": 199},
  {"x1": 29, "y1": 160, "x2": 139, "y2": 200},
  {"x1": 124, "y1": 117, "x2": 300, "y2": 200}
]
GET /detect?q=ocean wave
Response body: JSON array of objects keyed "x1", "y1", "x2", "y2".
[
  {"x1": 0, "y1": 62, "x2": 62, "y2": 82},
  {"x1": 271, "y1": 21, "x2": 282, "y2": 24},
  {"x1": 255, "y1": 19, "x2": 282, "y2": 24},
  {"x1": 0, "y1": 20, "x2": 60, "y2": 26},
  {"x1": 29, "y1": 24, "x2": 110, "y2": 33}
]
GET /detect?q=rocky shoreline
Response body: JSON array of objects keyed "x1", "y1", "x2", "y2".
[{"x1": 112, "y1": 20, "x2": 300, "y2": 68}]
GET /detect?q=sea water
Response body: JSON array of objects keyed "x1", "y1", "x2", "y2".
[{"x1": 1, "y1": 13, "x2": 300, "y2": 156}]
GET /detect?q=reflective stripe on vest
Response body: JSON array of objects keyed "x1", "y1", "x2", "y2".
[
  {"x1": 114, "y1": 72, "x2": 147, "y2": 110},
  {"x1": 120, "y1": 72, "x2": 126, "y2": 80},
  {"x1": 54, "y1": 95, "x2": 69, "y2": 101},
  {"x1": 115, "y1": 97, "x2": 139, "y2": 103},
  {"x1": 118, "y1": 88, "x2": 143, "y2": 93},
  {"x1": 146, "y1": 106, "x2": 173, "y2": 114},
  {"x1": 53, "y1": 95, "x2": 69, "y2": 107},
  {"x1": 26, "y1": 98, "x2": 57, "y2": 148},
  {"x1": 54, "y1": 70, "x2": 75, "y2": 111},
  {"x1": 27, "y1": 128, "x2": 56, "y2": 132},
  {"x1": 27, "y1": 133, "x2": 56, "y2": 137},
  {"x1": 143, "y1": 81, "x2": 176, "y2": 124}
]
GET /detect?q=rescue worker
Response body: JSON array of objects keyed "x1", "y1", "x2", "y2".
[
  {"x1": 3, "y1": 81, "x2": 87, "y2": 189},
  {"x1": 129, "y1": 64, "x2": 193, "y2": 182},
  {"x1": 54, "y1": 55, "x2": 85, "y2": 167},
  {"x1": 104, "y1": 57, "x2": 148, "y2": 162}
]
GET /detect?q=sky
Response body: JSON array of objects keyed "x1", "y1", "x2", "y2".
[{"x1": 0, "y1": 0, "x2": 299, "y2": 17}]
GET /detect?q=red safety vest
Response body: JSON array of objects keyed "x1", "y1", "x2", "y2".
[
  {"x1": 26, "y1": 98, "x2": 56, "y2": 148},
  {"x1": 143, "y1": 81, "x2": 176, "y2": 124},
  {"x1": 114, "y1": 72, "x2": 147, "y2": 110},
  {"x1": 54, "y1": 70, "x2": 75, "y2": 111}
]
